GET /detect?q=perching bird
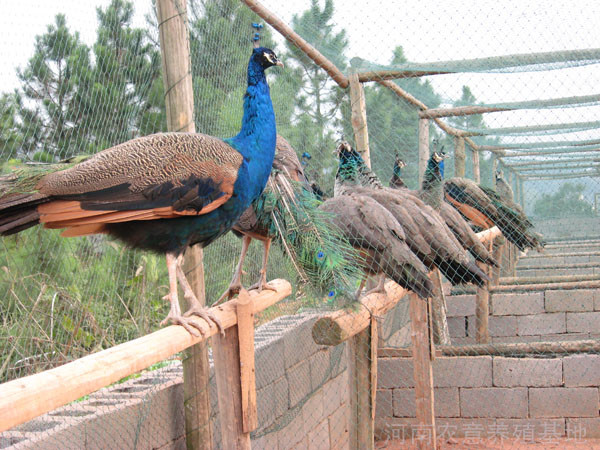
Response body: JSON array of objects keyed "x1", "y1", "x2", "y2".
[
  {"x1": 392, "y1": 150, "x2": 498, "y2": 268},
  {"x1": 444, "y1": 175, "x2": 544, "y2": 252},
  {"x1": 218, "y1": 135, "x2": 364, "y2": 305},
  {"x1": 389, "y1": 153, "x2": 407, "y2": 189},
  {"x1": 494, "y1": 169, "x2": 515, "y2": 204},
  {"x1": 319, "y1": 191, "x2": 434, "y2": 299},
  {"x1": 335, "y1": 142, "x2": 489, "y2": 287},
  {"x1": 0, "y1": 46, "x2": 283, "y2": 336},
  {"x1": 217, "y1": 135, "x2": 306, "y2": 302}
]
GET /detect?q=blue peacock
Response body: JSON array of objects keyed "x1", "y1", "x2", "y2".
[{"x1": 0, "y1": 46, "x2": 283, "y2": 336}]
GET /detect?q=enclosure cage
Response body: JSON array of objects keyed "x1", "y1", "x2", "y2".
[{"x1": 1, "y1": 0, "x2": 600, "y2": 449}]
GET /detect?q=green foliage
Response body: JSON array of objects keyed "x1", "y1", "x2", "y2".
[
  {"x1": 534, "y1": 182, "x2": 595, "y2": 218},
  {"x1": 16, "y1": 14, "x2": 93, "y2": 159},
  {"x1": 281, "y1": 0, "x2": 349, "y2": 192}
]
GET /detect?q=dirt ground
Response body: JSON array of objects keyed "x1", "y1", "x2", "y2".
[{"x1": 375, "y1": 437, "x2": 600, "y2": 449}]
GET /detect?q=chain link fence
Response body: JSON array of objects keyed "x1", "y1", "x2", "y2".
[{"x1": 1, "y1": 0, "x2": 600, "y2": 448}]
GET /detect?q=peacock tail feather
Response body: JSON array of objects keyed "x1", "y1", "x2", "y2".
[{"x1": 256, "y1": 175, "x2": 364, "y2": 306}]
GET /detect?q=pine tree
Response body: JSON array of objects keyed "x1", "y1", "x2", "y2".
[
  {"x1": 16, "y1": 14, "x2": 93, "y2": 159},
  {"x1": 283, "y1": 0, "x2": 349, "y2": 190},
  {"x1": 88, "y1": 0, "x2": 165, "y2": 149}
]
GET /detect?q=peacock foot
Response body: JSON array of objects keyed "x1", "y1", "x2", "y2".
[
  {"x1": 160, "y1": 293, "x2": 205, "y2": 337},
  {"x1": 183, "y1": 305, "x2": 225, "y2": 336},
  {"x1": 248, "y1": 270, "x2": 277, "y2": 293},
  {"x1": 214, "y1": 281, "x2": 243, "y2": 306}
]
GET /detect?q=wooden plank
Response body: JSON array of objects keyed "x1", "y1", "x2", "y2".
[
  {"x1": 472, "y1": 149, "x2": 481, "y2": 183},
  {"x1": 348, "y1": 326, "x2": 375, "y2": 449},
  {"x1": 349, "y1": 74, "x2": 371, "y2": 167},
  {"x1": 380, "y1": 339, "x2": 600, "y2": 357},
  {"x1": 420, "y1": 105, "x2": 511, "y2": 118},
  {"x1": 500, "y1": 274, "x2": 600, "y2": 285},
  {"x1": 430, "y1": 269, "x2": 450, "y2": 345},
  {"x1": 0, "y1": 279, "x2": 291, "y2": 432},
  {"x1": 454, "y1": 136, "x2": 466, "y2": 177},
  {"x1": 213, "y1": 325, "x2": 251, "y2": 450},
  {"x1": 156, "y1": 2, "x2": 209, "y2": 447},
  {"x1": 475, "y1": 261, "x2": 490, "y2": 344},
  {"x1": 358, "y1": 69, "x2": 451, "y2": 82},
  {"x1": 236, "y1": 290, "x2": 258, "y2": 433},
  {"x1": 240, "y1": 0, "x2": 348, "y2": 88},
  {"x1": 418, "y1": 118, "x2": 429, "y2": 186},
  {"x1": 370, "y1": 316, "x2": 378, "y2": 424},
  {"x1": 409, "y1": 293, "x2": 437, "y2": 449}
]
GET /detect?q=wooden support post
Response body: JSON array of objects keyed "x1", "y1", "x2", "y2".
[
  {"x1": 472, "y1": 148, "x2": 481, "y2": 183},
  {"x1": 236, "y1": 290, "x2": 258, "y2": 433},
  {"x1": 409, "y1": 293, "x2": 437, "y2": 449},
  {"x1": 156, "y1": 1, "x2": 210, "y2": 448},
  {"x1": 349, "y1": 73, "x2": 371, "y2": 167},
  {"x1": 518, "y1": 177, "x2": 525, "y2": 208},
  {"x1": 454, "y1": 136, "x2": 466, "y2": 177},
  {"x1": 347, "y1": 319, "x2": 378, "y2": 449},
  {"x1": 430, "y1": 269, "x2": 450, "y2": 345},
  {"x1": 213, "y1": 325, "x2": 251, "y2": 450},
  {"x1": 418, "y1": 118, "x2": 430, "y2": 186},
  {"x1": 475, "y1": 261, "x2": 490, "y2": 344}
]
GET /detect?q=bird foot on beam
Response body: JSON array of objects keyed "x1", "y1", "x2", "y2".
[
  {"x1": 248, "y1": 271, "x2": 277, "y2": 294},
  {"x1": 214, "y1": 282, "x2": 243, "y2": 306},
  {"x1": 160, "y1": 293, "x2": 206, "y2": 337},
  {"x1": 184, "y1": 305, "x2": 225, "y2": 336}
]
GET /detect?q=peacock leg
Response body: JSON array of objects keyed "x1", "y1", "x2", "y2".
[
  {"x1": 176, "y1": 254, "x2": 225, "y2": 336},
  {"x1": 363, "y1": 273, "x2": 387, "y2": 296},
  {"x1": 354, "y1": 275, "x2": 368, "y2": 300},
  {"x1": 160, "y1": 252, "x2": 205, "y2": 336},
  {"x1": 248, "y1": 238, "x2": 277, "y2": 293},
  {"x1": 214, "y1": 235, "x2": 252, "y2": 306}
]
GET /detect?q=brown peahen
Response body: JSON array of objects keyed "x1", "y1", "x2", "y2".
[
  {"x1": 0, "y1": 47, "x2": 283, "y2": 336},
  {"x1": 393, "y1": 149, "x2": 498, "y2": 268},
  {"x1": 334, "y1": 142, "x2": 489, "y2": 287}
]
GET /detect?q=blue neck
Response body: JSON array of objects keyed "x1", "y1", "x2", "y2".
[
  {"x1": 227, "y1": 54, "x2": 277, "y2": 201},
  {"x1": 393, "y1": 163, "x2": 402, "y2": 178}
]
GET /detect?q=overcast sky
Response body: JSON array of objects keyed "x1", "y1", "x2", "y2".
[{"x1": 2, "y1": 0, "x2": 600, "y2": 145}]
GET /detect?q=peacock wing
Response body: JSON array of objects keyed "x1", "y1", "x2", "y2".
[
  {"x1": 444, "y1": 177, "x2": 497, "y2": 229},
  {"x1": 36, "y1": 133, "x2": 243, "y2": 228}
]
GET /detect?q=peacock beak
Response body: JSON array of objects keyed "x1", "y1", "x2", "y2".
[{"x1": 276, "y1": 60, "x2": 284, "y2": 68}]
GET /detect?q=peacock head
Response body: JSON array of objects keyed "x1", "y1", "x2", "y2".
[
  {"x1": 495, "y1": 168, "x2": 504, "y2": 181},
  {"x1": 393, "y1": 153, "x2": 406, "y2": 176},
  {"x1": 427, "y1": 149, "x2": 447, "y2": 178},
  {"x1": 251, "y1": 47, "x2": 284, "y2": 70}
]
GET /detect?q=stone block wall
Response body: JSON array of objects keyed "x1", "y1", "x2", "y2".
[
  {"x1": 445, "y1": 289, "x2": 600, "y2": 344},
  {"x1": 1, "y1": 313, "x2": 350, "y2": 450},
  {"x1": 376, "y1": 354, "x2": 600, "y2": 441}
]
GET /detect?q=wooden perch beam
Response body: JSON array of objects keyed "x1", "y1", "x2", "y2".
[
  {"x1": 0, "y1": 279, "x2": 291, "y2": 432},
  {"x1": 240, "y1": 0, "x2": 348, "y2": 88},
  {"x1": 358, "y1": 69, "x2": 451, "y2": 82},
  {"x1": 312, "y1": 281, "x2": 408, "y2": 346},
  {"x1": 313, "y1": 229, "x2": 496, "y2": 346},
  {"x1": 419, "y1": 105, "x2": 511, "y2": 119},
  {"x1": 381, "y1": 339, "x2": 600, "y2": 358}
]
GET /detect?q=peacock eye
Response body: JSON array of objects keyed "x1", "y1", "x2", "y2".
[
  {"x1": 317, "y1": 251, "x2": 324, "y2": 259},
  {"x1": 328, "y1": 290, "x2": 335, "y2": 298}
]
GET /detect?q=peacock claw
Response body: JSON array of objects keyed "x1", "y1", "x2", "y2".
[
  {"x1": 184, "y1": 305, "x2": 225, "y2": 336},
  {"x1": 248, "y1": 270, "x2": 276, "y2": 293},
  {"x1": 249, "y1": 281, "x2": 277, "y2": 293},
  {"x1": 214, "y1": 283, "x2": 243, "y2": 306}
]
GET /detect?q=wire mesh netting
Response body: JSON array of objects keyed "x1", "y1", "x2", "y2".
[{"x1": 1, "y1": 0, "x2": 600, "y2": 448}]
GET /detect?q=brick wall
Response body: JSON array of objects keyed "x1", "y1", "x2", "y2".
[
  {"x1": 1, "y1": 313, "x2": 351, "y2": 450},
  {"x1": 376, "y1": 353, "x2": 600, "y2": 441},
  {"x1": 446, "y1": 289, "x2": 600, "y2": 344}
]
